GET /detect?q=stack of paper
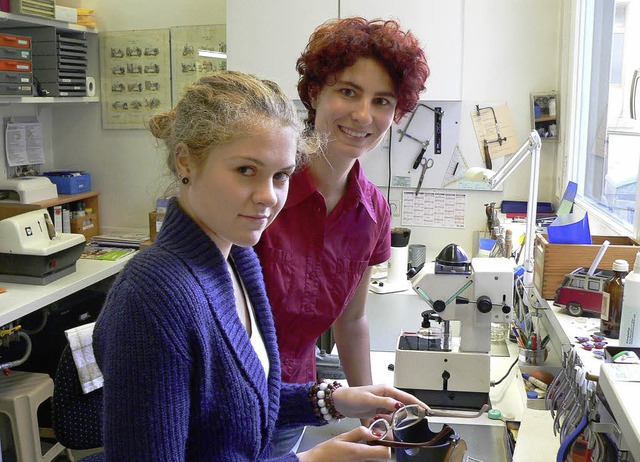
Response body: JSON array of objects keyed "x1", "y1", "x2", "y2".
[
  {"x1": 75, "y1": 8, "x2": 96, "y2": 28},
  {"x1": 81, "y1": 245, "x2": 135, "y2": 261},
  {"x1": 91, "y1": 232, "x2": 149, "y2": 249}
]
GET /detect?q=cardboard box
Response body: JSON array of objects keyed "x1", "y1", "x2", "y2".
[
  {"x1": 604, "y1": 346, "x2": 640, "y2": 363},
  {"x1": 70, "y1": 211, "x2": 98, "y2": 239},
  {"x1": 55, "y1": 5, "x2": 78, "y2": 23},
  {"x1": 148, "y1": 211, "x2": 165, "y2": 241},
  {"x1": 43, "y1": 172, "x2": 91, "y2": 195},
  {"x1": 534, "y1": 233, "x2": 640, "y2": 299}
]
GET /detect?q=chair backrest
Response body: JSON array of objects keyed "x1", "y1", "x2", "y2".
[{"x1": 52, "y1": 343, "x2": 103, "y2": 451}]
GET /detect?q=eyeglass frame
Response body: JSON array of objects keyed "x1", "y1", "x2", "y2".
[
  {"x1": 368, "y1": 424, "x2": 455, "y2": 449},
  {"x1": 367, "y1": 403, "x2": 489, "y2": 449}
]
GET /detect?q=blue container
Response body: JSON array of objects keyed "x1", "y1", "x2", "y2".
[
  {"x1": 43, "y1": 171, "x2": 91, "y2": 195},
  {"x1": 547, "y1": 211, "x2": 591, "y2": 244}
]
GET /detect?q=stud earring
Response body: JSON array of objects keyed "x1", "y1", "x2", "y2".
[{"x1": 179, "y1": 174, "x2": 189, "y2": 185}]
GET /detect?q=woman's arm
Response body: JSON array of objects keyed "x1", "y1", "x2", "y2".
[{"x1": 332, "y1": 266, "x2": 374, "y2": 387}]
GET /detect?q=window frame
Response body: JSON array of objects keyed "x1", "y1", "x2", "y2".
[{"x1": 562, "y1": 0, "x2": 640, "y2": 239}]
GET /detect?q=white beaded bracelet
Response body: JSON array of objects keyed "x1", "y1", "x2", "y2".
[{"x1": 309, "y1": 381, "x2": 344, "y2": 422}]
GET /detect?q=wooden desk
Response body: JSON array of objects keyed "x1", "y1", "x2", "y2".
[{"x1": 0, "y1": 255, "x2": 133, "y2": 327}]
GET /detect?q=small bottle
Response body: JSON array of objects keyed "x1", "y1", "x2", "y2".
[
  {"x1": 504, "y1": 229, "x2": 513, "y2": 258},
  {"x1": 548, "y1": 98, "x2": 556, "y2": 117},
  {"x1": 600, "y1": 259, "x2": 629, "y2": 339},
  {"x1": 620, "y1": 252, "x2": 640, "y2": 346}
]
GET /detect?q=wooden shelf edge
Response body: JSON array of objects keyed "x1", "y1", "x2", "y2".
[{"x1": 33, "y1": 191, "x2": 99, "y2": 208}]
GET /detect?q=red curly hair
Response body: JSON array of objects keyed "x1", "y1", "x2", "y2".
[{"x1": 296, "y1": 17, "x2": 430, "y2": 128}]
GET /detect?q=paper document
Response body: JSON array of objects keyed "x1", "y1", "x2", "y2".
[
  {"x1": 5, "y1": 123, "x2": 45, "y2": 167},
  {"x1": 401, "y1": 190, "x2": 466, "y2": 228},
  {"x1": 471, "y1": 103, "x2": 517, "y2": 162}
]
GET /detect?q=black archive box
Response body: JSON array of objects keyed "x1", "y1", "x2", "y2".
[{"x1": 6, "y1": 26, "x2": 88, "y2": 97}]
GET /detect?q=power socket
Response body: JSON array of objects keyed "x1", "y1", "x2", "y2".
[{"x1": 389, "y1": 200, "x2": 401, "y2": 217}]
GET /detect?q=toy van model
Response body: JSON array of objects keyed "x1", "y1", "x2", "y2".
[{"x1": 553, "y1": 267, "x2": 614, "y2": 317}]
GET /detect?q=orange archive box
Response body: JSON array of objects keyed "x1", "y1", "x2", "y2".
[
  {"x1": 533, "y1": 233, "x2": 640, "y2": 300},
  {"x1": 0, "y1": 59, "x2": 31, "y2": 72},
  {"x1": 0, "y1": 33, "x2": 31, "y2": 49}
]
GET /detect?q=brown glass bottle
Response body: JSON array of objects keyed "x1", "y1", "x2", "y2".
[{"x1": 600, "y1": 259, "x2": 629, "y2": 339}]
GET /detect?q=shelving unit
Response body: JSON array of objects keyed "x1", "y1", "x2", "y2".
[
  {"x1": 0, "y1": 190, "x2": 100, "y2": 238},
  {"x1": 0, "y1": 10, "x2": 99, "y2": 102},
  {"x1": 0, "y1": 95, "x2": 98, "y2": 103},
  {"x1": 531, "y1": 92, "x2": 558, "y2": 141},
  {"x1": 0, "y1": 10, "x2": 94, "y2": 33}
]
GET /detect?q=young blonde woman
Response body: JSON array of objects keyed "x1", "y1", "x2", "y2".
[{"x1": 93, "y1": 71, "x2": 428, "y2": 461}]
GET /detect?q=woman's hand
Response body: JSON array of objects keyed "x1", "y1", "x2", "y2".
[
  {"x1": 331, "y1": 384, "x2": 430, "y2": 420},
  {"x1": 296, "y1": 426, "x2": 391, "y2": 462}
]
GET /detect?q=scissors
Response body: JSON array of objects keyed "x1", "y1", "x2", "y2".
[{"x1": 415, "y1": 157, "x2": 434, "y2": 195}]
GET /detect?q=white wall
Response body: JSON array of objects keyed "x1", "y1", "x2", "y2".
[
  {"x1": 50, "y1": 0, "x2": 226, "y2": 233},
  {"x1": 387, "y1": 0, "x2": 561, "y2": 256},
  {"x1": 47, "y1": 0, "x2": 559, "y2": 247}
]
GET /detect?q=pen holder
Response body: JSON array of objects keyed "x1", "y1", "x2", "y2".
[{"x1": 519, "y1": 347, "x2": 548, "y2": 365}]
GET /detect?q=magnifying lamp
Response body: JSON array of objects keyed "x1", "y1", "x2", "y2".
[{"x1": 464, "y1": 130, "x2": 542, "y2": 289}]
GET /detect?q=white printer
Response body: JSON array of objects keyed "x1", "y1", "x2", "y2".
[
  {"x1": 0, "y1": 177, "x2": 58, "y2": 204},
  {"x1": 0, "y1": 209, "x2": 85, "y2": 284}
]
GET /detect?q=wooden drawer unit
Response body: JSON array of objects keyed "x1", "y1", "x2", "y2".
[{"x1": 534, "y1": 233, "x2": 640, "y2": 299}]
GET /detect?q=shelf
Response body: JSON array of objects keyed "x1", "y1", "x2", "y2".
[
  {"x1": 534, "y1": 115, "x2": 556, "y2": 123},
  {"x1": 0, "y1": 191, "x2": 100, "y2": 235},
  {"x1": 0, "y1": 11, "x2": 96, "y2": 33},
  {"x1": 31, "y1": 191, "x2": 99, "y2": 208},
  {"x1": 0, "y1": 96, "x2": 98, "y2": 104}
]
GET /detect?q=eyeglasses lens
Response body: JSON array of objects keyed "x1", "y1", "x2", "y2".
[
  {"x1": 369, "y1": 419, "x2": 390, "y2": 439},
  {"x1": 393, "y1": 405, "x2": 424, "y2": 430}
]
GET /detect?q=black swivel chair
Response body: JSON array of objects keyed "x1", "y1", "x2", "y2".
[{"x1": 52, "y1": 344, "x2": 104, "y2": 461}]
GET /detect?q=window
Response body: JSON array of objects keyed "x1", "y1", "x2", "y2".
[{"x1": 567, "y1": 0, "x2": 640, "y2": 235}]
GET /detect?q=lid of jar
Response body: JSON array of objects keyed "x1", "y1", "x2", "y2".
[{"x1": 613, "y1": 259, "x2": 629, "y2": 272}]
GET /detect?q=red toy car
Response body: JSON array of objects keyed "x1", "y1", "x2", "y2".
[{"x1": 553, "y1": 267, "x2": 614, "y2": 317}]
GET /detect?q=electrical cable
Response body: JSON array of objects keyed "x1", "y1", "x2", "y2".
[{"x1": 491, "y1": 356, "x2": 519, "y2": 387}]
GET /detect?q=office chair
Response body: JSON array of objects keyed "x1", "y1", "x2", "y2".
[{"x1": 52, "y1": 344, "x2": 104, "y2": 461}]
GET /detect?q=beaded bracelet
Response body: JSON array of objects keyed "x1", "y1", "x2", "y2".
[{"x1": 309, "y1": 381, "x2": 345, "y2": 422}]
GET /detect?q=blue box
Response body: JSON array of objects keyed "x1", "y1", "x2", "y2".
[{"x1": 43, "y1": 171, "x2": 91, "y2": 195}]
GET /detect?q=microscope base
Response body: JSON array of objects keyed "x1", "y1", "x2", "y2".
[
  {"x1": 394, "y1": 335, "x2": 491, "y2": 410},
  {"x1": 399, "y1": 387, "x2": 490, "y2": 411}
]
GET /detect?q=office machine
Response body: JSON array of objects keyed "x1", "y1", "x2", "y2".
[
  {"x1": 0, "y1": 177, "x2": 58, "y2": 204},
  {"x1": 0, "y1": 209, "x2": 85, "y2": 285},
  {"x1": 394, "y1": 244, "x2": 514, "y2": 409}
]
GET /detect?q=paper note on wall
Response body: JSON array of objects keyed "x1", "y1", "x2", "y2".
[
  {"x1": 471, "y1": 103, "x2": 517, "y2": 164},
  {"x1": 401, "y1": 190, "x2": 466, "y2": 228},
  {"x1": 5, "y1": 122, "x2": 45, "y2": 167}
]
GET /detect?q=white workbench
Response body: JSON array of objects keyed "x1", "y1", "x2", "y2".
[
  {"x1": 0, "y1": 256, "x2": 133, "y2": 327},
  {"x1": 302, "y1": 288, "x2": 561, "y2": 461},
  {"x1": 545, "y1": 302, "x2": 640, "y2": 461}
]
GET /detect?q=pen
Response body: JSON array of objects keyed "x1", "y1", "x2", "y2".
[
  {"x1": 511, "y1": 326, "x2": 524, "y2": 347},
  {"x1": 531, "y1": 333, "x2": 537, "y2": 350},
  {"x1": 540, "y1": 335, "x2": 550, "y2": 349}
]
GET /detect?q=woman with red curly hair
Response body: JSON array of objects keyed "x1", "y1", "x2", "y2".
[{"x1": 255, "y1": 17, "x2": 429, "y2": 455}]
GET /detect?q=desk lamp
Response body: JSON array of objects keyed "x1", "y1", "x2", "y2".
[{"x1": 464, "y1": 130, "x2": 542, "y2": 290}]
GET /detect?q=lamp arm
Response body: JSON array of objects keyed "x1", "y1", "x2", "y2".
[
  {"x1": 523, "y1": 131, "x2": 542, "y2": 288},
  {"x1": 488, "y1": 131, "x2": 540, "y2": 189},
  {"x1": 485, "y1": 130, "x2": 541, "y2": 288}
]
